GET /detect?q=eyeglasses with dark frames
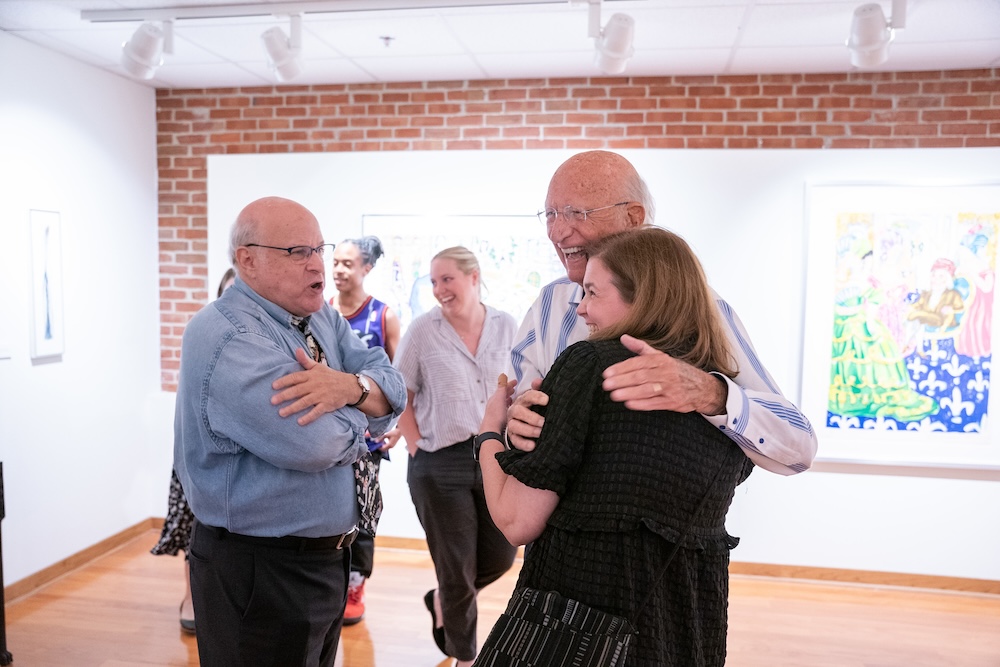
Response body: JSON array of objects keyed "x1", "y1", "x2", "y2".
[
  {"x1": 245, "y1": 243, "x2": 334, "y2": 263},
  {"x1": 537, "y1": 202, "x2": 630, "y2": 225}
]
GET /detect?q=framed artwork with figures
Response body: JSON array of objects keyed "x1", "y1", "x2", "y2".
[{"x1": 801, "y1": 183, "x2": 1000, "y2": 469}]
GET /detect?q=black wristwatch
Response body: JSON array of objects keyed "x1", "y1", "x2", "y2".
[{"x1": 473, "y1": 431, "x2": 505, "y2": 462}]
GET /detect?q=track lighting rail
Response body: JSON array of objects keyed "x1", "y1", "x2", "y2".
[{"x1": 82, "y1": 0, "x2": 571, "y2": 23}]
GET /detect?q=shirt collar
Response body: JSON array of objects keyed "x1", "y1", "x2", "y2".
[{"x1": 231, "y1": 276, "x2": 302, "y2": 331}]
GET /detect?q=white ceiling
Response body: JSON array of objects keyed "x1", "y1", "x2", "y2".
[{"x1": 1, "y1": 0, "x2": 998, "y2": 89}]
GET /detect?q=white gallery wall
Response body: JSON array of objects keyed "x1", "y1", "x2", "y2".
[
  {"x1": 0, "y1": 31, "x2": 162, "y2": 587},
  {"x1": 2, "y1": 27, "x2": 998, "y2": 591},
  {"x1": 208, "y1": 148, "x2": 1000, "y2": 581}
]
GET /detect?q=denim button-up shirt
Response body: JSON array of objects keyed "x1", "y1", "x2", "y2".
[{"x1": 174, "y1": 278, "x2": 406, "y2": 538}]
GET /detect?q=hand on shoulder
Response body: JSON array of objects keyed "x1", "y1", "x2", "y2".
[{"x1": 602, "y1": 335, "x2": 727, "y2": 415}]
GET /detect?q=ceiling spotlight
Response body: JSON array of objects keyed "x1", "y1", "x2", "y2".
[
  {"x1": 122, "y1": 21, "x2": 172, "y2": 80},
  {"x1": 586, "y1": 0, "x2": 635, "y2": 75},
  {"x1": 262, "y1": 14, "x2": 303, "y2": 82},
  {"x1": 847, "y1": 0, "x2": 906, "y2": 68},
  {"x1": 595, "y1": 14, "x2": 635, "y2": 75}
]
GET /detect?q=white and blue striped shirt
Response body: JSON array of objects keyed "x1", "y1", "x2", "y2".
[{"x1": 509, "y1": 277, "x2": 817, "y2": 476}]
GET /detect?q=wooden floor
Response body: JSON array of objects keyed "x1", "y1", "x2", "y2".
[{"x1": 5, "y1": 530, "x2": 1000, "y2": 666}]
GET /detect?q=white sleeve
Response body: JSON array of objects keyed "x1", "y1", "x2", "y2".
[{"x1": 705, "y1": 294, "x2": 818, "y2": 475}]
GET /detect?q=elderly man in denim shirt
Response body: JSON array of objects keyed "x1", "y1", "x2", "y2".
[{"x1": 174, "y1": 196, "x2": 406, "y2": 667}]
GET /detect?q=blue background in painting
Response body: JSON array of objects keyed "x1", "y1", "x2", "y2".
[{"x1": 827, "y1": 338, "x2": 990, "y2": 433}]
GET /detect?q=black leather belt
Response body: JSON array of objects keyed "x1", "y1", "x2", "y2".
[{"x1": 208, "y1": 525, "x2": 358, "y2": 551}]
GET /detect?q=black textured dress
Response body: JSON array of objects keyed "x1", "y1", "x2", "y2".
[{"x1": 496, "y1": 340, "x2": 753, "y2": 667}]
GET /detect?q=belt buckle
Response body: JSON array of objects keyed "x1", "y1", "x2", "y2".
[{"x1": 336, "y1": 526, "x2": 359, "y2": 549}]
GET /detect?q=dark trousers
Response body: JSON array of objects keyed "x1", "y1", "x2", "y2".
[
  {"x1": 350, "y1": 530, "x2": 374, "y2": 578},
  {"x1": 189, "y1": 520, "x2": 351, "y2": 667},
  {"x1": 407, "y1": 439, "x2": 517, "y2": 661}
]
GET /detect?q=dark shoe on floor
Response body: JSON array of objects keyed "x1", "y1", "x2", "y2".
[
  {"x1": 424, "y1": 589, "x2": 447, "y2": 655},
  {"x1": 179, "y1": 602, "x2": 196, "y2": 635}
]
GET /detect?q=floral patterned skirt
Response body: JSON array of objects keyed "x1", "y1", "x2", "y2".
[{"x1": 150, "y1": 468, "x2": 195, "y2": 556}]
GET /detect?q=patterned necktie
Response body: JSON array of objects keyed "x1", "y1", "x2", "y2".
[
  {"x1": 295, "y1": 316, "x2": 325, "y2": 363},
  {"x1": 294, "y1": 316, "x2": 382, "y2": 536}
]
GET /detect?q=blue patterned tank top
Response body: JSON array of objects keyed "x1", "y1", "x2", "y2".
[
  {"x1": 342, "y1": 295, "x2": 388, "y2": 352},
  {"x1": 334, "y1": 294, "x2": 390, "y2": 455}
]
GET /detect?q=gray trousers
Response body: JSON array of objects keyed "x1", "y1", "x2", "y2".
[{"x1": 407, "y1": 439, "x2": 518, "y2": 661}]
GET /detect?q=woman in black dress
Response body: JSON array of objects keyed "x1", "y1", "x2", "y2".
[
  {"x1": 150, "y1": 267, "x2": 235, "y2": 633},
  {"x1": 476, "y1": 226, "x2": 754, "y2": 666}
]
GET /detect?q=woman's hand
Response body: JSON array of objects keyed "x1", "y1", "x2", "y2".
[
  {"x1": 505, "y1": 378, "x2": 547, "y2": 451},
  {"x1": 374, "y1": 427, "x2": 401, "y2": 450},
  {"x1": 480, "y1": 374, "x2": 516, "y2": 435}
]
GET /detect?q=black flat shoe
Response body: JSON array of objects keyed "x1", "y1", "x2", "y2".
[
  {"x1": 424, "y1": 589, "x2": 447, "y2": 655},
  {"x1": 179, "y1": 602, "x2": 196, "y2": 635}
]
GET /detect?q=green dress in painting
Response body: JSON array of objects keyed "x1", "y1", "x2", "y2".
[{"x1": 829, "y1": 285, "x2": 938, "y2": 421}]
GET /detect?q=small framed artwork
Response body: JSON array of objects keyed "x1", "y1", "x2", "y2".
[
  {"x1": 801, "y1": 183, "x2": 1000, "y2": 469},
  {"x1": 29, "y1": 209, "x2": 65, "y2": 360}
]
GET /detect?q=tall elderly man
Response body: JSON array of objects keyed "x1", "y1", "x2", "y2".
[
  {"x1": 174, "y1": 196, "x2": 406, "y2": 667},
  {"x1": 507, "y1": 150, "x2": 817, "y2": 475}
]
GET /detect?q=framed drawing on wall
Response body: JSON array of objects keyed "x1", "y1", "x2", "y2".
[
  {"x1": 801, "y1": 183, "x2": 1000, "y2": 469},
  {"x1": 360, "y1": 214, "x2": 565, "y2": 334},
  {"x1": 29, "y1": 209, "x2": 65, "y2": 360}
]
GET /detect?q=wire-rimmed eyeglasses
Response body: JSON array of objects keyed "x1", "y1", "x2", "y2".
[
  {"x1": 245, "y1": 243, "x2": 334, "y2": 263},
  {"x1": 537, "y1": 202, "x2": 630, "y2": 225}
]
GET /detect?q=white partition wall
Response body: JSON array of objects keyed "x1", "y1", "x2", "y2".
[{"x1": 208, "y1": 147, "x2": 1000, "y2": 581}]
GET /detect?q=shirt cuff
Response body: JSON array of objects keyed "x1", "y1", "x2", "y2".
[{"x1": 702, "y1": 372, "x2": 743, "y2": 433}]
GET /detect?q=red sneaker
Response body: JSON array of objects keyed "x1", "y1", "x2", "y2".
[{"x1": 344, "y1": 579, "x2": 366, "y2": 625}]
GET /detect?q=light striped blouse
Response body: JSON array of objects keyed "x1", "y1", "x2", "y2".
[{"x1": 395, "y1": 304, "x2": 517, "y2": 452}]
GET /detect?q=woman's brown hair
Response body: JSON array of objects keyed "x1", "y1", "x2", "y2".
[{"x1": 587, "y1": 226, "x2": 736, "y2": 377}]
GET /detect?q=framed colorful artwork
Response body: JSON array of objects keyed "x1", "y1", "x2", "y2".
[
  {"x1": 29, "y1": 209, "x2": 65, "y2": 360},
  {"x1": 801, "y1": 183, "x2": 1000, "y2": 469},
  {"x1": 360, "y1": 214, "x2": 565, "y2": 333}
]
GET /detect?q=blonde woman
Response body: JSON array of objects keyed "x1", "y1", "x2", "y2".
[{"x1": 394, "y1": 246, "x2": 518, "y2": 667}]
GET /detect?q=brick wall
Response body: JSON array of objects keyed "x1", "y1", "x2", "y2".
[{"x1": 156, "y1": 69, "x2": 1000, "y2": 390}]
